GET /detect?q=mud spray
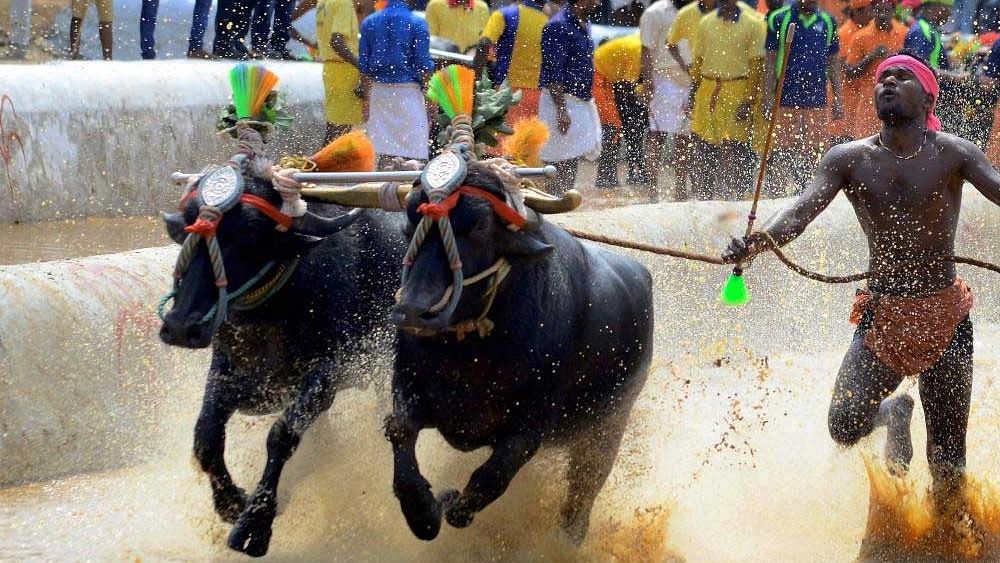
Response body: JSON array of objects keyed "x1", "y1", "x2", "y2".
[{"x1": 1, "y1": 195, "x2": 999, "y2": 562}]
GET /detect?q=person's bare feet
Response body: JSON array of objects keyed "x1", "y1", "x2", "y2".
[
  {"x1": 880, "y1": 394, "x2": 914, "y2": 476},
  {"x1": 187, "y1": 49, "x2": 217, "y2": 60}
]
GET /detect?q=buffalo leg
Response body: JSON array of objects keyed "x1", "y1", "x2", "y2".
[
  {"x1": 385, "y1": 410, "x2": 442, "y2": 541},
  {"x1": 561, "y1": 408, "x2": 630, "y2": 545},
  {"x1": 194, "y1": 392, "x2": 245, "y2": 523},
  {"x1": 442, "y1": 432, "x2": 541, "y2": 530},
  {"x1": 227, "y1": 365, "x2": 337, "y2": 557},
  {"x1": 194, "y1": 354, "x2": 246, "y2": 523}
]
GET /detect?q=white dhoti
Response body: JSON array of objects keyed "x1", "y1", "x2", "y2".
[
  {"x1": 538, "y1": 89, "x2": 601, "y2": 162},
  {"x1": 366, "y1": 82, "x2": 429, "y2": 161},
  {"x1": 648, "y1": 76, "x2": 690, "y2": 134}
]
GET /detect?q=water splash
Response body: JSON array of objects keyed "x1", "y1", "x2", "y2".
[{"x1": 859, "y1": 455, "x2": 1000, "y2": 561}]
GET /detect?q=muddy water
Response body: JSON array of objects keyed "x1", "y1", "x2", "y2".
[
  {"x1": 1, "y1": 195, "x2": 999, "y2": 562},
  {"x1": 0, "y1": 216, "x2": 167, "y2": 265}
]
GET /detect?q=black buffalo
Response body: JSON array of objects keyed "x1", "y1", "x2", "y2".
[
  {"x1": 160, "y1": 168, "x2": 405, "y2": 557},
  {"x1": 386, "y1": 167, "x2": 654, "y2": 543}
]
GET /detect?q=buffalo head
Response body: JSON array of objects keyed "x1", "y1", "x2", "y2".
[
  {"x1": 393, "y1": 167, "x2": 554, "y2": 334},
  {"x1": 160, "y1": 171, "x2": 331, "y2": 348}
]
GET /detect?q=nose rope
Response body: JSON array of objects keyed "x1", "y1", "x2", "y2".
[{"x1": 399, "y1": 185, "x2": 527, "y2": 337}]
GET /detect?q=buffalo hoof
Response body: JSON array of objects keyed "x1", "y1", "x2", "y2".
[
  {"x1": 227, "y1": 492, "x2": 276, "y2": 557},
  {"x1": 395, "y1": 480, "x2": 442, "y2": 541},
  {"x1": 214, "y1": 485, "x2": 247, "y2": 524},
  {"x1": 441, "y1": 489, "x2": 474, "y2": 529}
]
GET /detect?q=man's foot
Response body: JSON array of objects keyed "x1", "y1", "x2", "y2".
[
  {"x1": 265, "y1": 46, "x2": 296, "y2": 60},
  {"x1": 880, "y1": 394, "x2": 915, "y2": 476},
  {"x1": 0, "y1": 47, "x2": 26, "y2": 61},
  {"x1": 187, "y1": 48, "x2": 217, "y2": 60}
]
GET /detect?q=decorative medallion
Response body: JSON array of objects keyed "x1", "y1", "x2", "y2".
[
  {"x1": 199, "y1": 165, "x2": 244, "y2": 211},
  {"x1": 421, "y1": 151, "x2": 466, "y2": 195}
]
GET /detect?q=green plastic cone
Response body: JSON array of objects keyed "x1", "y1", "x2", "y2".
[{"x1": 720, "y1": 271, "x2": 750, "y2": 307}]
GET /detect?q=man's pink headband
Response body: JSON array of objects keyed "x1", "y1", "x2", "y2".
[{"x1": 875, "y1": 54, "x2": 942, "y2": 131}]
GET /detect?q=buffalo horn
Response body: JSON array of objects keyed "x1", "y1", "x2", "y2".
[
  {"x1": 300, "y1": 182, "x2": 411, "y2": 209},
  {"x1": 300, "y1": 183, "x2": 582, "y2": 214},
  {"x1": 521, "y1": 187, "x2": 582, "y2": 214}
]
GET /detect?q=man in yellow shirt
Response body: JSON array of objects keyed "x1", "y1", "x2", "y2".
[
  {"x1": 316, "y1": 0, "x2": 374, "y2": 142},
  {"x1": 667, "y1": 0, "x2": 715, "y2": 74},
  {"x1": 425, "y1": 0, "x2": 489, "y2": 53},
  {"x1": 594, "y1": 34, "x2": 650, "y2": 192},
  {"x1": 474, "y1": 0, "x2": 549, "y2": 124},
  {"x1": 689, "y1": 0, "x2": 766, "y2": 199}
]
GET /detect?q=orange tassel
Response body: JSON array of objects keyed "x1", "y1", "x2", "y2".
[
  {"x1": 503, "y1": 117, "x2": 549, "y2": 168},
  {"x1": 310, "y1": 131, "x2": 376, "y2": 172}
]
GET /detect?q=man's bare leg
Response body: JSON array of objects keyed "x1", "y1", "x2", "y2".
[
  {"x1": 644, "y1": 131, "x2": 668, "y2": 201},
  {"x1": 98, "y1": 20, "x2": 113, "y2": 60},
  {"x1": 673, "y1": 133, "x2": 692, "y2": 200},
  {"x1": 551, "y1": 157, "x2": 580, "y2": 196},
  {"x1": 919, "y1": 317, "x2": 973, "y2": 516},
  {"x1": 828, "y1": 324, "x2": 912, "y2": 472}
]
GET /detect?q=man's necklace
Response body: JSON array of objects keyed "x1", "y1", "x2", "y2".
[{"x1": 877, "y1": 128, "x2": 928, "y2": 160}]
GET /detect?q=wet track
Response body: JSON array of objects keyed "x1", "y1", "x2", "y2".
[{"x1": 1, "y1": 193, "x2": 999, "y2": 562}]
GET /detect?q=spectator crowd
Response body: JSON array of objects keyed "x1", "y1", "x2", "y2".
[{"x1": 5, "y1": 0, "x2": 1000, "y2": 198}]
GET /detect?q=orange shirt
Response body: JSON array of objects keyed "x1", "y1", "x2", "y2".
[
  {"x1": 838, "y1": 19, "x2": 863, "y2": 55},
  {"x1": 845, "y1": 20, "x2": 908, "y2": 75},
  {"x1": 845, "y1": 20, "x2": 908, "y2": 137}
]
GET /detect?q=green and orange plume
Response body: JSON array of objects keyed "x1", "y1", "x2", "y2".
[
  {"x1": 229, "y1": 63, "x2": 280, "y2": 119},
  {"x1": 425, "y1": 64, "x2": 476, "y2": 119},
  {"x1": 502, "y1": 117, "x2": 549, "y2": 168}
]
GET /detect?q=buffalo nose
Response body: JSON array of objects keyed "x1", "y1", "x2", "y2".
[
  {"x1": 159, "y1": 313, "x2": 212, "y2": 348},
  {"x1": 392, "y1": 302, "x2": 439, "y2": 328}
]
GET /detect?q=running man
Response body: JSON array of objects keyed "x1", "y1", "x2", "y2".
[{"x1": 723, "y1": 53, "x2": 1000, "y2": 523}]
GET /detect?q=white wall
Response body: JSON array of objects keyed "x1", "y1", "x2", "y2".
[{"x1": 0, "y1": 60, "x2": 326, "y2": 223}]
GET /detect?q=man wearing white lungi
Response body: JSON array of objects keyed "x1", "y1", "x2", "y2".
[
  {"x1": 639, "y1": 0, "x2": 690, "y2": 201},
  {"x1": 359, "y1": 0, "x2": 435, "y2": 164},
  {"x1": 538, "y1": 0, "x2": 602, "y2": 194}
]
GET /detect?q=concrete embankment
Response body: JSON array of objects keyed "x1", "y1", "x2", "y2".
[
  {"x1": 0, "y1": 60, "x2": 325, "y2": 224},
  {"x1": 1, "y1": 193, "x2": 997, "y2": 487}
]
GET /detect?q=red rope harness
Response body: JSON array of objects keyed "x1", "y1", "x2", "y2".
[
  {"x1": 178, "y1": 189, "x2": 294, "y2": 233},
  {"x1": 416, "y1": 185, "x2": 527, "y2": 229}
]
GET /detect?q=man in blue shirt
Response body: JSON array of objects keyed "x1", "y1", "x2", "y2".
[
  {"x1": 904, "y1": 0, "x2": 952, "y2": 70},
  {"x1": 359, "y1": 0, "x2": 435, "y2": 163},
  {"x1": 538, "y1": 0, "x2": 602, "y2": 194},
  {"x1": 764, "y1": 0, "x2": 844, "y2": 196}
]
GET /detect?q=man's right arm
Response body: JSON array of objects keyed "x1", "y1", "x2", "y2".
[
  {"x1": 330, "y1": 33, "x2": 359, "y2": 67},
  {"x1": 474, "y1": 10, "x2": 505, "y2": 76},
  {"x1": 723, "y1": 144, "x2": 850, "y2": 263}
]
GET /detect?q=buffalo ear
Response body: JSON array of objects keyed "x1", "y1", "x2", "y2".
[
  {"x1": 162, "y1": 212, "x2": 187, "y2": 244},
  {"x1": 502, "y1": 231, "x2": 554, "y2": 261}
]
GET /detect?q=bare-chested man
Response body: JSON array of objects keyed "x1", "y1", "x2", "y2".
[{"x1": 723, "y1": 52, "x2": 1000, "y2": 518}]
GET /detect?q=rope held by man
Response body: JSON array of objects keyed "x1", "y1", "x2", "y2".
[{"x1": 560, "y1": 227, "x2": 1000, "y2": 282}]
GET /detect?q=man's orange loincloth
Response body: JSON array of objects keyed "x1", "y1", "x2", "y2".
[{"x1": 850, "y1": 278, "x2": 973, "y2": 377}]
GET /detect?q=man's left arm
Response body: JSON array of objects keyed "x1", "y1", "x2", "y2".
[
  {"x1": 828, "y1": 54, "x2": 844, "y2": 119},
  {"x1": 960, "y1": 138, "x2": 1000, "y2": 206}
]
